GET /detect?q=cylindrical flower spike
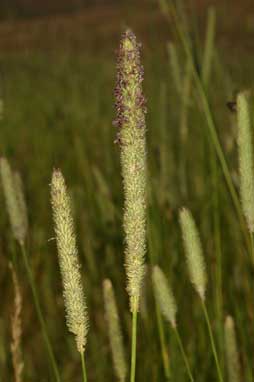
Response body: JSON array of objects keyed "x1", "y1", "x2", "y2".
[
  {"x1": 179, "y1": 208, "x2": 207, "y2": 300},
  {"x1": 225, "y1": 316, "x2": 241, "y2": 382},
  {"x1": 237, "y1": 91, "x2": 254, "y2": 233},
  {"x1": 152, "y1": 266, "x2": 177, "y2": 328},
  {"x1": 114, "y1": 29, "x2": 147, "y2": 313},
  {"x1": 0, "y1": 157, "x2": 27, "y2": 246},
  {"x1": 103, "y1": 279, "x2": 127, "y2": 382},
  {"x1": 51, "y1": 169, "x2": 89, "y2": 353}
]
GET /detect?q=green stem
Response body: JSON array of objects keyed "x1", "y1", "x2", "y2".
[
  {"x1": 130, "y1": 308, "x2": 138, "y2": 382},
  {"x1": 81, "y1": 352, "x2": 88, "y2": 382},
  {"x1": 155, "y1": 299, "x2": 171, "y2": 379},
  {"x1": 173, "y1": 327, "x2": 194, "y2": 382},
  {"x1": 20, "y1": 244, "x2": 61, "y2": 382},
  {"x1": 148, "y1": 221, "x2": 170, "y2": 379},
  {"x1": 201, "y1": 300, "x2": 223, "y2": 382}
]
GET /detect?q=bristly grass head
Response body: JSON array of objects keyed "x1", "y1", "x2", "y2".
[
  {"x1": 51, "y1": 168, "x2": 89, "y2": 353},
  {"x1": 114, "y1": 29, "x2": 147, "y2": 313},
  {"x1": 237, "y1": 91, "x2": 254, "y2": 233},
  {"x1": 103, "y1": 279, "x2": 127, "y2": 382},
  {"x1": 179, "y1": 208, "x2": 207, "y2": 300},
  {"x1": 152, "y1": 265, "x2": 177, "y2": 328},
  {"x1": 0, "y1": 157, "x2": 27, "y2": 246}
]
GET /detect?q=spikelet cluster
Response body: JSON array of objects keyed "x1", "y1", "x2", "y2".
[
  {"x1": 10, "y1": 264, "x2": 24, "y2": 382},
  {"x1": 0, "y1": 158, "x2": 27, "y2": 246},
  {"x1": 51, "y1": 169, "x2": 88, "y2": 353},
  {"x1": 237, "y1": 91, "x2": 254, "y2": 232},
  {"x1": 179, "y1": 208, "x2": 207, "y2": 300},
  {"x1": 103, "y1": 279, "x2": 127, "y2": 382},
  {"x1": 152, "y1": 266, "x2": 177, "y2": 328},
  {"x1": 225, "y1": 316, "x2": 241, "y2": 382},
  {"x1": 114, "y1": 29, "x2": 147, "y2": 312}
]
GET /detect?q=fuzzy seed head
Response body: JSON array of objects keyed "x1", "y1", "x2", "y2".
[
  {"x1": 237, "y1": 91, "x2": 254, "y2": 233},
  {"x1": 103, "y1": 279, "x2": 127, "y2": 382},
  {"x1": 179, "y1": 208, "x2": 207, "y2": 300},
  {"x1": 225, "y1": 316, "x2": 241, "y2": 382},
  {"x1": 152, "y1": 266, "x2": 177, "y2": 328},
  {"x1": 0, "y1": 158, "x2": 27, "y2": 245},
  {"x1": 114, "y1": 29, "x2": 147, "y2": 312},
  {"x1": 51, "y1": 169, "x2": 89, "y2": 353}
]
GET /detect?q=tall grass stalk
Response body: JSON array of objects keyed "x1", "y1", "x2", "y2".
[
  {"x1": 158, "y1": 0, "x2": 250, "y2": 251},
  {"x1": 51, "y1": 169, "x2": 89, "y2": 382},
  {"x1": 114, "y1": 30, "x2": 147, "y2": 382}
]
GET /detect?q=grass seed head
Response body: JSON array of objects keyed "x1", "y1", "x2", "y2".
[
  {"x1": 0, "y1": 158, "x2": 27, "y2": 245},
  {"x1": 237, "y1": 91, "x2": 254, "y2": 232},
  {"x1": 51, "y1": 168, "x2": 89, "y2": 353},
  {"x1": 152, "y1": 265, "x2": 177, "y2": 328},
  {"x1": 179, "y1": 208, "x2": 207, "y2": 300},
  {"x1": 114, "y1": 29, "x2": 147, "y2": 312}
]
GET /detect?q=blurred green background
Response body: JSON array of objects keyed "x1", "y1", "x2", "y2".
[{"x1": 1, "y1": 1, "x2": 254, "y2": 381}]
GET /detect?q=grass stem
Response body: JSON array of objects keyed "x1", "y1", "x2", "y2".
[
  {"x1": 201, "y1": 299, "x2": 223, "y2": 382},
  {"x1": 81, "y1": 352, "x2": 88, "y2": 382},
  {"x1": 173, "y1": 327, "x2": 194, "y2": 382},
  {"x1": 130, "y1": 309, "x2": 138, "y2": 382},
  {"x1": 20, "y1": 244, "x2": 61, "y2": 382},
  {"x1": 155, "y1": 299, "x2": 171, "y2": 380}
]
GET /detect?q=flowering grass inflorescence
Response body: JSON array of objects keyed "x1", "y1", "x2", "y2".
[
  {"x1": 51, "y1": 169, "x2": 89, "y2": 354},
  {"x1": 114, "y1": 29, "x2": 147, "y2": 313}
]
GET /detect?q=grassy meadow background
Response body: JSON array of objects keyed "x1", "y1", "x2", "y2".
[{"x1": 1, "y1": 1, "x2": 254, "y2": 381}]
